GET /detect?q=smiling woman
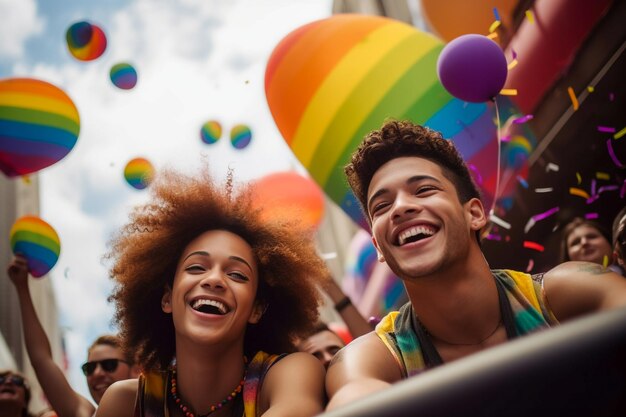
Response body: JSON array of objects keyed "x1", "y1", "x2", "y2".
[
  {"x1": 97, "y1": 166, "x2": 329, "y2": 417},
  {"x1": 0, "y1": 370, "x2": 32, "y2": 417}
]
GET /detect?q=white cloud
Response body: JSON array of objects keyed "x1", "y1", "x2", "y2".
[{"x1": 0, "y1": 0, "x2": 45, "y2": 59}]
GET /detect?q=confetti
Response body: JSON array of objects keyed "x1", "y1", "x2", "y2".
[
  {"x1": 587, "y1": 86, "x2": 594, "y2": 92},
  {"x1": 609, "y1": 92, "x2": 615, "y2": 101},
  {"x1": 535, "y1": 187, "x2": 553, "y2": 193},
  {"x1": 596, "y1": 172, "x2": 610, "y2": 180},
  {"x1": 607, "y1": 139, "x2": 625, "y2": 168},
  {"x1": 493, "y1": 7, "x2": 501, "y2": 21},
  {"x1": 507, "y1": 59, "x2": 518, "y2": 70},
  {"x1": 485, "y1": 234, "x2": 502, "y2": 241},
  {"x1": 598, "y1": 185, "x2": 619, "y2": 194},
  {"x1": 621, "y1": 180, "x2": 626, "y2": 198},
  {"x1": 517, "y1": 176, "x2": 529, "y2": 188},
  {"x1": 567, "y1": 86, "x2": 579, "y2": 110},
  {"x1": 603, "y1": 255, "x2": 609, "y2": 267},
  {"x1": 597, "y1": 126, "x2": 616, "y2": 133},
  {"x1": 500, "y1": 88, "x2": 518, "y2": 96},
  {"x1": 500, "y1": 134, "x2": 511, "y2": 142},
  {"x1": 489, "y1": 214, "x2": 511, "y2": 230},
  {"x1": 546, "y1": 163, "x2": 559, "y2": 172},
  {"x1": 569, "y1": 187, "x2": 590, "y2": 199},
  {"x1": 614, "y1": 126, "x2": 626, "y2": 139},
  {"x1": 533, "y1": 206, "x2": 560, "y2": 222},
  {"x1": 526, "y1": 259, "x2": 534, "y2": 272},
  {"x1": 513, "y1": 114, "x2": 534, "y2": 124},
  {"x1": 487, "y1": 32, "x2": 498, "y2": 40},
  {"x1": 523, "y1": 241, "x2": 544, "y2": 252},
  {"x1": 525, "y1": 9, "x2": 535, "y2": 23},
  {"x1": 524, "y1": 218, "x2": 536, "y2": 234},
  {"x1": 585, "y1": 213, "x2": 599, "y2": 219},
  {"x1": 576, "y1": 172, "x2": 582, "y2": 184},
  {"x1": 489, "y1": 20, "x2": 502, "y2": 33}
]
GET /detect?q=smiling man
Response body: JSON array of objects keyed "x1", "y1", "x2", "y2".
[{"x1": 325, "y1": 120, "x2": 626, "y2": 410}]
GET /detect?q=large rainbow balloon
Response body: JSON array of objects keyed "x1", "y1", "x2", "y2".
[
  {"x1": 252, "y1": 171, "x2": 325, "y2": 230},
  {"x1": 0, "y1": 78, "x2": 80, "y2": 177},
  {"x1": 110, "y1": 63, "x2": 138, "y2": 90},
  {"x1": 124, "y1": 157, "x2": 155, "y2": 190},
  {"x1": 10, "y1": 216, "x2": 61, "y2": 278},
  {"x1": 66, "y1": 21, "x2": 107, "y2": 61},
  {"x1": 265, "y1": 14, "x2": 525, "y2": 229}
]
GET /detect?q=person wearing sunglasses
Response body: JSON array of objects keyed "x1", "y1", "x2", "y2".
[
  {"x1": 7, "y1": 257, "x2": 140, "y2": 417},
  {"x1": 95, "y1": 167, "x2": 328, "y2": 417},
  {"x1": 0, "y1": 370, "x2": 33, "y2": 417}
]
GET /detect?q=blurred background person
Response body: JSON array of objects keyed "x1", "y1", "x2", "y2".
[
  {"x1": 0, "y1": 369, "x2": 33, "y2": 417},
  {"x1": 560, "y1": 218, "x2": 613, "y2": 267}
]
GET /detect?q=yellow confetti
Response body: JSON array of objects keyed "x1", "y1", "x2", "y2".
[
  {"x1": 525, "y1": 10, "x2": 535, "y2": 23},
  {"x1": 21, "y1": 175, "x2": 31, "y2": 184},
  {"x1": 567, "y1": 86, "x2": 579, "y2": 110},
  {"x1": 507, "y1": 59, "x2": 518, "y2": 70},
  {"x1": 576, "y1": 172, "x2": 582, "y2": 184},
  {"x1": 569, "y1": 187, "x2": 590, "y2": 199},
  {"x1": 489, "y1": 20, "x2": 502, "y2": 33},
  {"x1": 603, "y1": 255, "x2": 608, "y2": 267},
  {"x1": 596, "y1": 172, "x2": 610, "y2": 180},
  {"x1": 487, "y1": 32, "x2": 498, "y2": 40},
  {"x1": 499, "y1": 88, "x2": 518, "y2": 96},
  {"x1": 614, "y1": 126, "x2": 626, "y2": 139},
  {"x1": 587, "y1": 86, "x2": 594, "y2": 92}
]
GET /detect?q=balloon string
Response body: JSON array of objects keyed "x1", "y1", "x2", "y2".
[{"x1": 490, "y1": 97, "x2": 502, "y2": 219}]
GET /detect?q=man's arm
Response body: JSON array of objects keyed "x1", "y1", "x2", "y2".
[
  {"x1": 325, "y1": 332, "x2": 402, "y2": 411},
  {"x1": 7, "y1": 256, "x2": 96, "y2": 417},
  {"x1": 323, "y1": 277, "x2": 373, "y2": 338},
  {"x1": 543, "y1": 261, "x2": 626, "y2": 321}
]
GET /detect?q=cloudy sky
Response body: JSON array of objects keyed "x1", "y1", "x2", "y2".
[{"x1": 1, "y1": 0, "x2": 333, "y2": 401}]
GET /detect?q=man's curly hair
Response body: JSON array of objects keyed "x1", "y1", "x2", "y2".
[
  {"x1": 106, "y1": 167, "x2": 328, "y2": 372},
  {"x1": 344, "y1": 119, "x2": 481, "y2": 222}
]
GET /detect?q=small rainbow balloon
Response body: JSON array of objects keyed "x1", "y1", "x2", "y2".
[
  {"x1": 230, "y1": 124, "x2": 252, "y2": 149},
  {"x1": 10, "y1": 216, "x2": 61, "y2": 278},
  {"x1": 200, "y1": 120, "x2": 222, "y2": 144},
  {"x1": 110, "y1": 63, "x2": 138, "y2": 90},
  {"x1": 0, "y1": 78, "x2": 81, "y2": 177},
  {"x1": 66, "y1": 21, "x2": 107, "y2": 61},
  {"x1": 124, "y1": 157, "x2": 155, "y2": 190}
]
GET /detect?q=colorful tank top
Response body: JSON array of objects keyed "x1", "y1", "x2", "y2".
[
  {"x1": 375, "y1": 269, "x2": 559, "y2": 377},
  {"x1": 133, "y1": 351, "x2": 285, "y2": 417}
]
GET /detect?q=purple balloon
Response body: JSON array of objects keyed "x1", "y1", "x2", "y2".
[{"x1": 437, "y1": 34, "x2": 508, "y2": 103}]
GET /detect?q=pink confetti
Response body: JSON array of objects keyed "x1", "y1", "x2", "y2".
[
  {"x1": 526, "y1": 259, "x2": 534, "y2": 272},
  {"x1": 597, "y1": 126, "x2": 616, "y2": 133},
  {"x1": 532, "y1": 206, "x2": 560, "y2": 222},
  {"x1": 468, "y1": 164, "x2": 483, "y2": 185},
  {"x1": 607, "y1": 139, "x2": 625, "y2": 168},
  {"x1": 609, "y1": 92, "x2": 615, "y2": 101},
  {"x1": 500, "y1": 134, "x2": 511, "y2": 142},
  {"x1": 513, "y1": 114, "x2": 534, "y2": 124},
  {"x1": 585, "y1": 213, "x2": 599, "y2": 219},
  {"x1": 485, "y1": 234, "x2": 502, "y2": 241},
  {"x1": 620, "y1": 180, "x2": 626, "y2": 198}
]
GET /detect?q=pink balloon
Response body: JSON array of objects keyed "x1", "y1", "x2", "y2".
[{"x1": 437, "y1": 34, "x2": 508, "y2": 103}]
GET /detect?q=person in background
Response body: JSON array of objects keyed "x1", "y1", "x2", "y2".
[
  {"x1": 560, "y1": 217, "x2": 613, "y2": 266},
  {"x1": 0, "y1": 369, "x2": 33, "y2": 417},
  {"x1": 611, "y1": 206, "x2": 626, "y2": 274},
  {"x1": 96, "y1": 167, "x2": 328, "y2": 417},
  {"x1": 297, "y1": 322, "x2": 347, "y2": 370},
  {"x1": 7, "y1": 256, "x2": 140, "y2": 417},
  {"x1": 325, "y1": 119, "x2": 626, "y2": 410}
]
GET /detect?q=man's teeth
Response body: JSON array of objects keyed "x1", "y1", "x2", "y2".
[
  {"x1": 192, "y1": 299, "x2": 227, "y2": 314},
  {"x1": 398, "y1": 225, "x2": 435, "y2": 245}
]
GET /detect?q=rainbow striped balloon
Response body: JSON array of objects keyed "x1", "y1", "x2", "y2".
[
  {"x1": 10, "y1": 216, "x2": 61, "y2": 278},
  {"x1": 124, "y1": 157, "x2": 155, "y2": 190},
  {"x1": 0, "y1": 78, "x2": 80, "y2": 177},
  {"x1": 110, "y1": 63, "x2": 138, "y2": 90},
  {"x1": 200, "y1": 120, "x2": 222, "y2": 144},
  {"x1": 265, "y1": 14, "x2": 512, "y2": 229},
  {"x1": 230, "y1": 124, "x2": 252, "y2": 149},
  {"x1": 66, "y1": 21, "x2": 107, "y2": 61}
]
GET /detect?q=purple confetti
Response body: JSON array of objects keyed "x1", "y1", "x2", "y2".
[
  {"x1": 585, "y1": 213, "x2": 599, "y2": 219},
  {"x1": 485, "y1": 234, "x2": 502, "y2": 241},
  {"x1": 513, "y1": 114, "x2": 534, "y2": 124},
  {"x1": 532, "y1": 206, "x2": 560, "y2": 222},
  {"x1": 597, "y1": 126, "x2": 616, "y2": 133},
  {"x1": 607, "y1": 139, "x2": 625, "y2": 168},
  {"x1": 468, "y1": 164, "x2": 483, "y2": 185}
]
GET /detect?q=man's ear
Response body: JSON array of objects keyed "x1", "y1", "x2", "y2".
[
  {"x1": 249, "y1": 300, "x2": 267, "y2": 324},
  {"x1": 466, "y1": 198, "x2": 487, "y2": 231},
  {"x1": 372, "y1": 236, "x2": 385, "y2": 263},
  {"x1": 161, "y1": 287, "x2": 172, "y2": 314}
]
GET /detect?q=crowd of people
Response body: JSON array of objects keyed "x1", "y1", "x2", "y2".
[{"x1": 4, "y1": 120, "x2": 626, "y2": 416}]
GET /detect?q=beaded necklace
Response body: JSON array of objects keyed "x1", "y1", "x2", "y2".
[{"x1": 169, "y1": 359, "x2": 247, "y2": 417}]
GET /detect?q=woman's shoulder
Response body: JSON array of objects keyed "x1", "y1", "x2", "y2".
[{"x1": 95, "y1": 378, "x2": 138, "y2": 417}]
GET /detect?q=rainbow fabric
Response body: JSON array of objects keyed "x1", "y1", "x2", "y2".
[
  {"x1": 134, "y1": 351, "x2": 283, "y2": 417},
  {"x1": 10, "y1": 216, "x2": 61, "y2": 278},
  {"x1": 0, "y1": 78, "x2": 80, "y2": 177},
  {"x1": 376, "y1": 269, "x2": 558, "y2": 377}
]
